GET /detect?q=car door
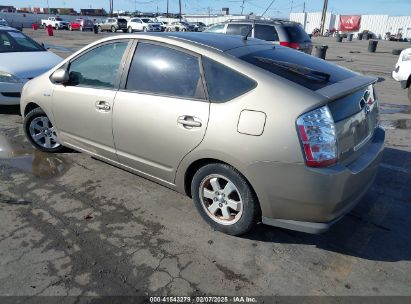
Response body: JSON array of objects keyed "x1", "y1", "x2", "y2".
[
  {"x1": 103, "y1": 19, "x2": 110, "y2": 31},
  {"x1": 113, "y1": 41, "x2": 210, "y2": 183},
  {"x1": 52, "y1": 40, "x2": 131, "y2": 160}
]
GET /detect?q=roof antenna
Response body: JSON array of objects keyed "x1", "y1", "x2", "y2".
[{"x1": 243, "y1": 0, "x2": 276, "y2": 41}]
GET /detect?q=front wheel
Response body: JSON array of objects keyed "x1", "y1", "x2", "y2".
[
  {"x1": 191, "y1": 163, "x2": 260, "y2": 236},
  {"x1": 111, "y1": 26, "x2": 116, "y2": 33},
  {"x1": 80, "y1": 26, "x2": 83, "y2": 32},
  {"x1": 128, "y1": 26, "x2": 133, "y2": 33},
  {"x1": 23, "y1": 108, "x2": 64, "y2": 153},
  {"x1": 69, "y1": 25, "x2": 72, "y2": 31},
  {"x1": 143, "y1": 27, "x2": 148, "y2": 32},
  {"x1": 98, "y1": 25, "x2": 102, "y2": 32}
]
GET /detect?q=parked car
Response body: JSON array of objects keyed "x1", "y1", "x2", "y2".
[
  {"x1": 159, "y1": 21, "x2": 168, "y2": 32},
  {"x1": 20, "y1": 33, "x2": 384, "y2": 236},
  {"x1": 165, "y1": 21, "x2": 194, "y2": 32},
  {"x1": 97, "y1": 18, "x2": 128, "y2": 33},
  {"x1": 190, "y1": 22, "x2": 207, "y2": 32},
  {"x1": 205, "y1": 19, "x2": 313, "y2": 54},
  {"x1": 127, "y1": 17, "x2": 161, "y2": 33},
  {"x1": 0, "y1": 26, "x2": 62, "y2": 105},
  {"x1": 41, "y1": 17, "x2": 69, "y2": 30},
  {"x1": 392, "y1": 48, "x2": 411, "y2": 102},
  {"x1": 69, "y1": 18, "x2": 94, "y2": 32},
  {"x1": 0, "y1": 18, "x2": 8, "y2": 26}
]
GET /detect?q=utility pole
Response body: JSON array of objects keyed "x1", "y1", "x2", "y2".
[
  {"x1": 319, "y1": 0, "x2": 328, "y2": 35},
  {"x1": 240, "y1": 0, "x2": 245, "y2": 15},
  {"x1": 290, "y1": 0, "x2": 293, "y2": 14},
  {"x1": 303, "y1": 1, "x2": 305, "y2": 13},
  {"x1": 166, "y1": 0, "x2": 169, "y2": 18},
  {"x1": 179, "y1": 0, "x2": 182, "y2": 21}
]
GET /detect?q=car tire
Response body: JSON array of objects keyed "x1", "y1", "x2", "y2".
[
  {"x1": 42, "y1": 23, "x2": 46, "y2": 29},
  {"x1": 111, "y1": 26, "x2": 116, "y2": 33},
  {"x1": 143, "y1": 27, "x2": 148, "y2": 32},
  {"x1": 122, "y1": 29, "x2": 127, "y2": 33},
  {"x1": 69, "y1": 25, "x2": 72, "y2": 31},
  {"x1": 128, "y1": 26, "x2": 133, "y2": 33},
  {"x1": 80, "y1": 26, "x2": 83, "y2": 32},
  {"x1": 191, "y1": 163, "x2": 260, "y2": 236},
  {"x1": 98, "y1": 25, "x2": 102, "y2": 32},
  {"x1": 23, "y1": 108, "x2": 64, "y2": 153}
]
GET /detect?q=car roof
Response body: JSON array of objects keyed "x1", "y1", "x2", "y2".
[
  {"x1": 222, "y1": 19, "x2": 300, "y2": 26},
  {"x1": 141, "y1": 32, "x2": 272, "y2": 52}
]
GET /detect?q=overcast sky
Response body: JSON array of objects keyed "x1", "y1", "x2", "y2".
[{"x1": 7, "y1": 0, "x2": 411, "y2": 18}]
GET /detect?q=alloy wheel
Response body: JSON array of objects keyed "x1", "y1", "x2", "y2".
[{"x1": 29, "y1": 116, "x2": 60, "y2": 149}]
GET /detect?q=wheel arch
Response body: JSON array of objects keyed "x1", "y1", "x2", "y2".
[
  {"x1": 24, "y1": 102, "x2": 41, "y2": 117},
  {"x1": 407, "y1": 74, "x2": 411, "y2": 88}
]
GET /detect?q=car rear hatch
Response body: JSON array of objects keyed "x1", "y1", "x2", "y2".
[
  {"x1": 281, "y1": 24, "x2": 312, "y2": 54},
  {"x1": 117, "y1": 19, "x2": 128, "y2": 29},
  {"x1": 232, "y1": 45, "x2": 379, "y2": 166}
]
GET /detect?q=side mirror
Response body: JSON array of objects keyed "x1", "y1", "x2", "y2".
[{"x1": 51, "y1": 68, "x2": 69, "y2": 84}]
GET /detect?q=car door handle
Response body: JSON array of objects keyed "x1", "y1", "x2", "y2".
[
  {"x1": 177, "y1": 116, "x2": 202, "y2": 128},
  {"x1": 95, "y1": 101, "x2": 111, "y2": 111}
]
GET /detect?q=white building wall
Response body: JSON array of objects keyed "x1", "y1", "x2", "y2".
[{"x1": 290, "y1": 12, "x2": 411, "y2": 39}]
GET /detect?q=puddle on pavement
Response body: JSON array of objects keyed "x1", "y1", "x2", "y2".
[
  {"x1": 379, "y1": 103, "x2": 411, "y2": 115},
  {"x1": 0, "y1": 134, "x2": 69, "y2": 178},
  {"x1": 380, "y1": 119, "x2": 411, "y2": 130}
]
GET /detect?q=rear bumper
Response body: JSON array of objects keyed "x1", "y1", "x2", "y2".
[{"x1": 248, "y1": 127, "x2": 385, "y2": 234}]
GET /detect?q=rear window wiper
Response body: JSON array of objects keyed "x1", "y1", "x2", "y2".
[{"x1": 254, "y1": 57, "x2": 331, "y2": 83}]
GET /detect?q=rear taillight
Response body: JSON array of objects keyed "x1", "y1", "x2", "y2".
[
  {"x1": 296, "y1": 106, "x2": 337, "y2": 168},
  {"x1": 280, "y1": 41, "x2": 300, "y2": 49}
]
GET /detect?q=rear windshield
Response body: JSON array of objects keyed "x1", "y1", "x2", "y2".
[
  {"x1": 239, "y1": 47, "x2": 354, "y2": 90},
  {"x1": 118, "y1": 19, "x2": 127, "y2": 23},
  {"x1": 283, "y1": 25, "x2": 311, "y2": 42}
]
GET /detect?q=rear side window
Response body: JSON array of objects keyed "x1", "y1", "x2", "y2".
[
  {"x1": 227, "y1": 24, "x2": 252, "y2": 36},
  {"x1": 254, "y1": 24, "x2": 279, "y2": 41},
  {"x1": 283, "y1": 25, "x2": 311, "y2": 42},
  {"x1": 202, "y1": 57, "x2": 256, "y2": 103},
  {"x1": 126, "y1": 43, "x2": 205, "y2": 99}
]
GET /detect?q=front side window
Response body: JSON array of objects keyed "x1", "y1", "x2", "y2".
[
  {"x1": 68, "y1": 41, "x2": 128, "y2": 89},
  {"x1": 126, "y1": 43, "x2": 205, "y2": 99},
  {"x1": 226, "y1": 24, "x2": 252, "y2": 36},
  {"x1": 205, "y1": 24, "x2": 225, "y2": 33},
  {"x1": 202, "y1": 57, "x2": 256, "y2": 103}
]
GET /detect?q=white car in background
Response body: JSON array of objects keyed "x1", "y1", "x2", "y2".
[
  {"x1": 392, "y1": 48, "x2": 411, "y2": 102},
  {"x1": 127, "y1": 17, "x2": 161, "y2": 33},
  {"x1": 0, "y1": 27, "x2": 62, "y2": 105}
]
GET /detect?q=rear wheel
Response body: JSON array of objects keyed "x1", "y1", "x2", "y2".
[
  {"x1": 80, "y1": 26, "x2": 83, "y2": 32},
  {"x1": 111, "y1": 26, "x2": 116, "y2": 33},
  {"x1": 128, "y1": 26, "x2": 133, "y2": 33},
  {"x1": 24, "y1": 108, "x2": 64, "y2": 153},
  {"x1": 191, "y1": 163, "x2": 260, "y2": 236},
  {"x1": 98, "y1": 25, "x2": 102, "y2": 32},
  {"x1": 69, "y1": 25, "x2": 72, "y2": 31},
  {"x1": 143, "y1": 27, "x2": 148, "y2": 32},
  {"x1": 42, "y1": 23, "x2": 46, "y2": 29}
]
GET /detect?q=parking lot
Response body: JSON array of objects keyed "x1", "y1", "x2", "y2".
[{"x1": 0, "y1": 29, "x2": 411, "y2": 298}]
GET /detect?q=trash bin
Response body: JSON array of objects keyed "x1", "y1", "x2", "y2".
[
  {"x1": 365, "y1": 33, "x2": 370, "y2": 40},
  {"x1": 314, "y1": 45, "x2": 328, "y2": 59},
  {"x1": 93, "y1": 24, "x2": 98, "y2": 34},
  {"x1": 336, "y1": 34, "x2": 343, "y2": 42},
  {"x1": 46, "y1": 24, "x2": 54, "y2": 36},
  {"x1": 368, "y1": 40, "x2": 378, "y2": 52},
  {"x1": 347, "y1": 33, "x2": 354, "y2": 41},
  {"x1": 358, "y1": 33, "x2": 363, "y2": 40},
  {"x1": 32, "y1": 23, "x2": 38, "y2": 30}
]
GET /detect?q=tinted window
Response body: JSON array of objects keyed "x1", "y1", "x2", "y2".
[
  {"x1": 239, "y1": 47, "x2": 354, "y2": 90},
  {"x1": 68, "y1": 42, "x2": 128, "y2": 88},
  {"x1": 202, "y1": 57, "x2": 256, "y2": 103},
  {"x1": 0, "y1": 30, "x2": 45, "y2": 53},
  {"x1": 205, "y1": 24, "x2": 225, "y2": 33},
  {"x1": 126, "y1": 43, "x2": 205, "y2": 99},
  {"x1": 283, "y1": 25, "x2": 311, "y2": 42},
  {"x1": 255, "y1": 24, "x2": 279, "y2": 41},
  {"x1": 227, "y1": 24, "x2": 252, "y2": 36}
]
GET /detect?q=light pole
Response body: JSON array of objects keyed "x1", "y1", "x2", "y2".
[{"x1": 179, "y1": 0, "x2": 182, "y2": 21}]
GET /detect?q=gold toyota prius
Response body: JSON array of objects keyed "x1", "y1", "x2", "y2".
[{"x1": 20, "y1": 33, "x2": 385, "y2": 236}]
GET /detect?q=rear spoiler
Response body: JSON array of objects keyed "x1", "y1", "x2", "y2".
[{"x1": 316, "y1": 75, "x2": 377, "y2": 100}]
